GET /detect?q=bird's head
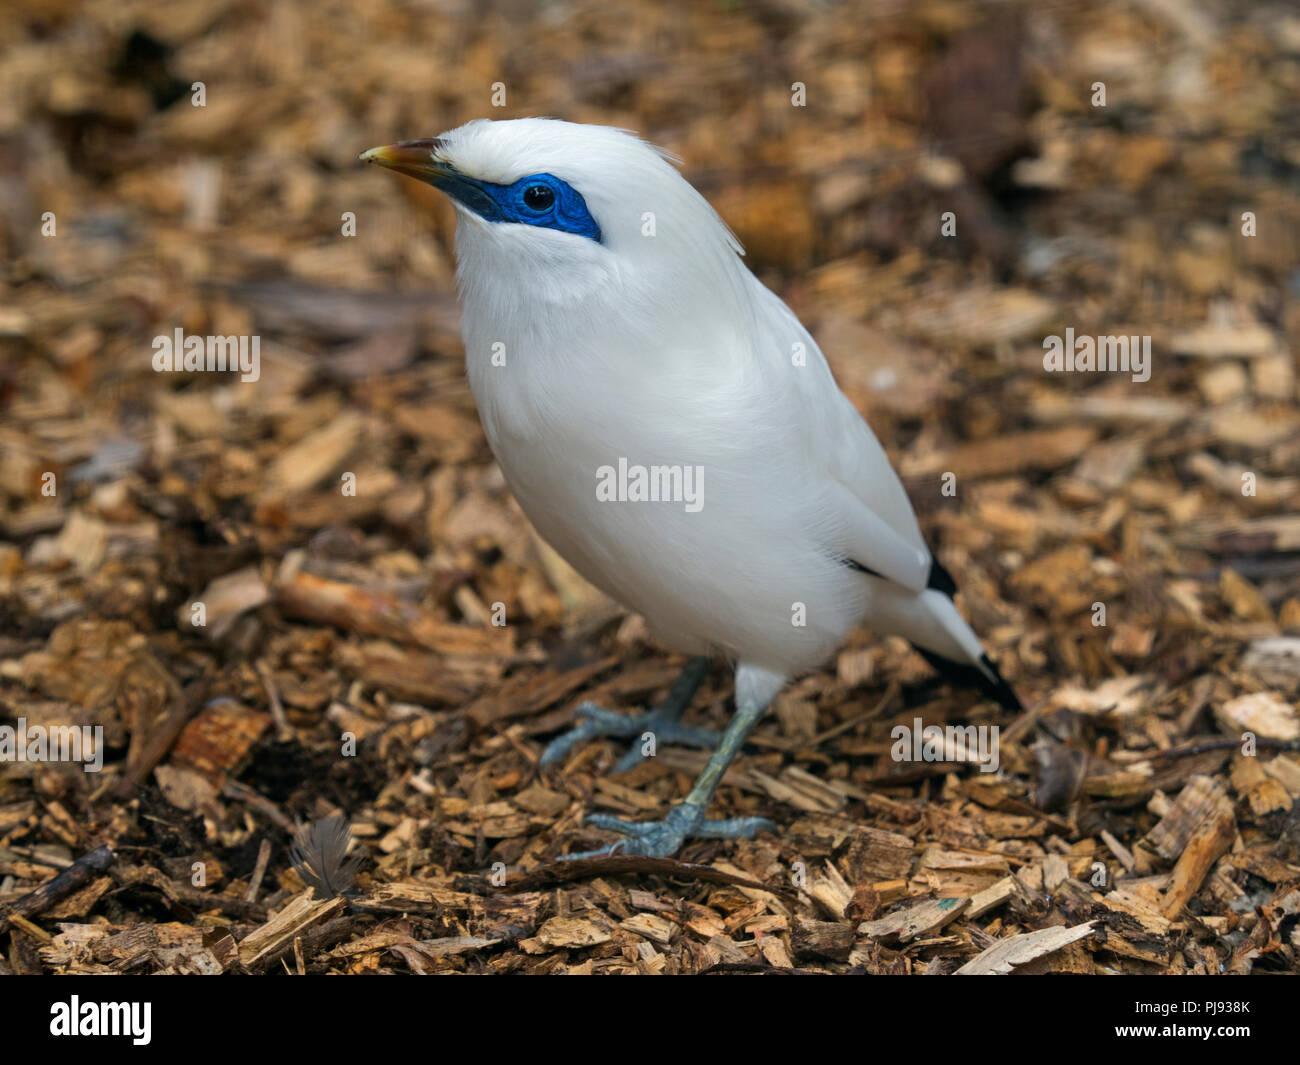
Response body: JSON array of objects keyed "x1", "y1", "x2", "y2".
[{"x1": 361, "y1": 118, "x2": 743, "y2": 307}]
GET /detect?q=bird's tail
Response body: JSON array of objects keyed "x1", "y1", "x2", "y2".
[{"x1": 870, "y1": 576, "x2": 1023, "y2": 712}]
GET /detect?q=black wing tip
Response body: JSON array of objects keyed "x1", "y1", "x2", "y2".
[
  {"x1": 927, "y1": 556, "x2": 958, "y2": 598},
  {"x1": 912, "y1": 646, "x2": 1023, "y2": 712},
  {"x1": 846, "y1": 555, "x2": 957, "y2": 596}
]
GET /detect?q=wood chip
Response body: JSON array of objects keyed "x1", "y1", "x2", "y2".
[
  {"x1": 954, "y1": 922, "x2": 1097, "y2": 974},
  {"x1": 857, "y1": 897, "x2": 969, "y2": 943},
  {"x1": 237, "y1": 890, "x2": 345, "y2": 970}
]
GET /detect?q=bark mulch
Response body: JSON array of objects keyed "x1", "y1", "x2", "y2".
[{"x1": 2, "y1": 0, "x2": 1299, "y2": 974}]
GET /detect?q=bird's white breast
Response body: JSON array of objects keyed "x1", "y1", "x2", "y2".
[{"x1": 458, "y1": 259, "x2": 872, "y2": 676}]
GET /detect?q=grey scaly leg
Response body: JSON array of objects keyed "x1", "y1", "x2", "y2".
[
  {"x1": 539, "y1": 656, "x2": 718, "y2": 772},
  {"x1": 561, "y1": 664, "x2": 782, "y2": 859}
]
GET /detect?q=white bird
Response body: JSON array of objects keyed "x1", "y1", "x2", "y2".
[{"x1": 362, "y1": 118, "x2": 1020, "y2": 858}]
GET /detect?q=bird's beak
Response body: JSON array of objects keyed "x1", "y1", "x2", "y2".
[
  {"x1": 361, "y1": 137, "x2": 507, "y2": 222},
  {"x1": 359, "y1": 139, "x2": 453, "y2": 185}
]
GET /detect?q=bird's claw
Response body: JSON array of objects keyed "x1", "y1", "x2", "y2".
[
  {"x1": 538, "y1": 701, "x2": 720, "y2": 771},
  {"x1": 560, "y1": 804, "x2": 776, "y2": 860}
]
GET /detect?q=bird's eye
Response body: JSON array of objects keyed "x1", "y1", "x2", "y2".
[{"x1": 522, "y1": 183, "x2": 555, "y2": 211}]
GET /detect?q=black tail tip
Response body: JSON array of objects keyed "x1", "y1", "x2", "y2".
[
  {"x1": 912, "y1": 646, "x2": 1024, "y2": 712},
  {"x1": 976, "y1": 653, "x2": 1024, "y2": 712}
]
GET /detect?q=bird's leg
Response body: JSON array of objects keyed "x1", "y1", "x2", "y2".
[
  {"x1": 538, "y1": 656, "x2": 719, "y2": 772},
  {"x1": 561, "y1": 682, "x2": 776, "y2": 859}
]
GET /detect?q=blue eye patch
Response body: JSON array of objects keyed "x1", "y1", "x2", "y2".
[{"x1": 440, "y1": 171, "x2": 601, "y2": 242}]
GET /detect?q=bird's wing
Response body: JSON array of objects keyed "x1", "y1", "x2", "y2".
[
  {"x1": 824, "y1": 479, "x2": 930, "y2": 591},
  {"x1": 747, "y1": 279, "x2": 1021, "y2": 709},
  {"x1": 752, "y1": 282, "x2": 930, "y2": 592}
]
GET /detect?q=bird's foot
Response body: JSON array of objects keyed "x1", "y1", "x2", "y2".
[
  {"x1": 539, "y1": 701, "x2": 720, "y2": 772},
  {"x1": 561, "y1": 803, "x2": 776, "y2": 859}
]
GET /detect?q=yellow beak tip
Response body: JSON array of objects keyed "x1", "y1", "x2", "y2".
[{"x1": 359, "y1": 140, "x2": 448, "y2": 182}]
